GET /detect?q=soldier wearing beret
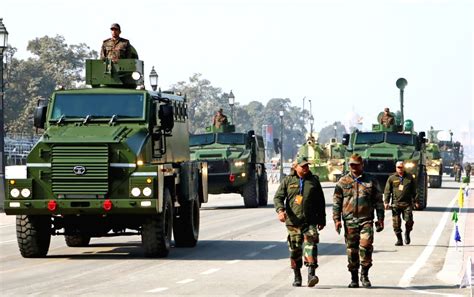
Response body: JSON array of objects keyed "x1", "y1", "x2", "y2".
[
  {"x1": 274, "y1": 156, "x2": 326, "y2": 287},
  {"x1": 100, "y1": 23, "x2": 137, "y2": 62},
  {"x1": 333, "y1": 154, "x2": 384, "y2": 288}
]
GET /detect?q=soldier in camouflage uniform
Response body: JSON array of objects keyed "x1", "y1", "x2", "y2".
[
  {"x1": 333, "y1": 154, "x2": 384, "y2": 288},
  {"x1": 274, "y1": 156, "x2": 326, "y2": 287},
  {"x1": 100, "y1": 23, "x2": 136, "y2": 62},
  {"x1": 212, "y1": 108, "x2": 228, "y2": 128},
  {"x1": 384, "y1": 161, "x2": 418, "y2": 246},
  {"x1": 379, "y1": 107, "x2": 395, "y2": 128}
]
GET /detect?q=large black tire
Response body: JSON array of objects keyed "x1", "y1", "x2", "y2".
[
  {"x1": 65, "y1": 235, "x2": 91, "y2": 247},
  {"x1": 142, "y1": 189, "x2": 173, "y2": 257},
  {"x1": 258, "y1": 170, "x2": 268, "y2": 206},
  {"x1": 16, "y1": 215, "x2": 51, "y2": 258},
  {"x1": 243, "y1": 171, "x2": 259, "y2": 208},
  {"x1": 416, "y1": 166, "x2": 428, "y2": 210},
  {"x1": 173, "y1": 197, "x2": 200, "y2": 247}
]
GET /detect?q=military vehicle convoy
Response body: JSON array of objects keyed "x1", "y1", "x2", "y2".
[
  {"x1": 439, "y1": 140, "x2": 463, "y2": 177},
  {"x1": 4, "y1": 58, "x2": 208, "y2": 258},
  {"x1": 324, "y1": 138, "x2": 345, "y2": 182},
  {"x1": 189, "y1": 123, "x2": 268, "y2": 208},
  {"x1": 342, "y1": 78, "x2": 428, "y2": 210}
]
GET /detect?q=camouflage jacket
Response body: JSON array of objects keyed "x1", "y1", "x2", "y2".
[
  {"x1": 274, "y1": 171, "x2": 326, "y2": 227},
  {"x1": 384, "y1": 173, "x2": 417, "y2": 207},
  {"x1": 380, "y1": 114, "x2": 394, "y2": 127},
  {"x1": 213, "y1": 114, "x2": 228, "y2": 128},
  {"x1": 333, "y1": 172, "x2": 384, "y2": 223},
  {"x1": 100, "y1": 37, "x2": 133, "y2": 61}
]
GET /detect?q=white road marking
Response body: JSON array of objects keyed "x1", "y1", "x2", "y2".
[
  {"x1": 176, "y1": 279, "x2": 195, "y2": 284},
  {"x1": 398, "y1": 196, "x2": 457, "y2": 288},
  {"x1": 0, "y1": 239, "x2": 17, "y2": 244},
  {"x1": 262, "y1": 244, "x2": 277, "y2": 250},
  {"x1": 246, "y1": 251, "x2": 260, "y2": 257},
  {"x1": 226, "y1": 260, "x2": 241, "y2": 264},
  {"x1": 408, "y1": 289, "x2": 463, "y2": 297},
  {"x1": 0, "y1": 224, "x2": 15, "y2": 228},
  {"x1": 200, "y1": 268, "x2": 221, "y2": 275},
  {"x1": 146, "y1": 287, "x2": 168, "y2": 293}
]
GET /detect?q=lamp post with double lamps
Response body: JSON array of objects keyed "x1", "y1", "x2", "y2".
[{"x1": 0, "y1": 18, "x2": 9, "y2": 205}]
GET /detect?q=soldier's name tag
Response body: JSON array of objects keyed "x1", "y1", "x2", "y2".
[
  {"x1": 295, "y1": 195, "x2": 303, "y2": 205},
  {"x1": 398, "y1": 184, "x2": 404, "y2": 191}
]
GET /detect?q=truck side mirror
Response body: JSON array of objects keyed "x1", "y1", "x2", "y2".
[
  {"x1": 273, "y1": 138, "x2": 280, "y2": 154},
  {"x1": 158, "y1": 104, "x2": 174, "y2": 133},
  {"x1": 33, "y1": 99, "x2": 48, "y2": 129},
  {"x1": 342, "y1": 134, "x2": 350, "y2": 146}
]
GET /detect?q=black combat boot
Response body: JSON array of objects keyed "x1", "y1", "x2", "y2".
[
  {"x1": 395, "y1": 233, "x2": 403, "y2": 246},
  {"x1": 360, "y1": 267, "x2": 372, "y2": 288},
  {"x1": 307, "y1": 266, "x2": 319, "y2": 287},
  {"x1": 292, "y1": 269, "x2": 302, "y2": 287},
  {"x1": 348, "y1": 270, "x2": 359, "y2": 288},
  {"x1": 405, "y1": 230, "x2": 411, "y2": 245}
]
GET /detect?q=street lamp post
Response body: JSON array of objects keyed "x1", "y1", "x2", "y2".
[
  {"x1": 279, "y1": 110, "x2": 284, "y2": 182},
  {"x1": 149, "y1": 66, "x2": 158, "y2": 91},
  {"x1": 228, "y1": 90, "x2": 235, "y2": 124},
  {"x1": 0, "y1": 18, "x2": 9, "y2": 206}
]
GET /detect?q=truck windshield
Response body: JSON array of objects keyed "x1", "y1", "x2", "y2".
[
  {"x1": 51, "y1": 94, "x2": 145, "y2": 120},
  {"x1": 386, "y1": 132, "x2": 415, "y2": 145},
  {"x1": 440, "y1": 151, "x2": 454, "y2": 161},
  {"x1": 217, "y1": 133, "x2": 246, "y2": 145},
  {"x1": 355, "y1": 132, "x2": 384, "y2": 144},
  {"x1": 190, "y1": 134, "x2": 215, "y2": 146}
]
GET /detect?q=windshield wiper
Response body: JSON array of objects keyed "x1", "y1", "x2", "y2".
[
  {"x1": 83, "y1": 115, "x2": 92, "y2": 124},
  {"x1": 109, "y1": 114, "x2": 118, "y2": 125},
  {"x1": 57, "y1": 115, "x2": 66, "y2": 125}
]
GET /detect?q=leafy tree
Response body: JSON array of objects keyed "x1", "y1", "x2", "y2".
[
  {"x1": 4, "y1": 35, "x2": 97, "y2": 134},
  {"x1": 318, "y1": 121, "x2": 347, "y2": 144}
]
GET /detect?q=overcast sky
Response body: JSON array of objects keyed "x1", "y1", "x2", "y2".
[{"x1": 2, "y1": 0, "x2": 473, "y2": 140}]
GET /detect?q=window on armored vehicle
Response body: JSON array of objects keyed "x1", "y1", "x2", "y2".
[
  {"x1": 189, "y1": 134, "x2": 215, "y2": 146},
  {"x1": 440, "y1": 151, "x2": 455, "y2": 162},
  {"x1": 217, "y1": 133, "x2": 246, "y2": 145},
  {"x1": 51, "y1": 94, "x2": 145, "y2": 120},
  {"x1": 385, "y1": 132, "x2": 416, "y2": 145},
  {"x1": 354, "y1": 132, "x2": 384, "y2": 144}
]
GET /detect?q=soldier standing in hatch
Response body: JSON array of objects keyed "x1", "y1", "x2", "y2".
[
  {"x1": 384, "y1": 161, "x2": 418, "y2": 246},
  {"x1": 464, "y1": 162, "x2": 471, "y2": 183},
  {"x1": 274, "y1": 156, "x2": 326, "y2": 288},
  {"x1": 212, "y1": 108, "x2": 228, "y2": 128},
  {"x1": 101, "y1": 23, "x2": 135, "y2": 62},
  {"x1": 333, "y1": 154, "x2": 384, "y2": 288},
  {"x1": 379, "y1": 107, "x2": 395, "y2": 128}
]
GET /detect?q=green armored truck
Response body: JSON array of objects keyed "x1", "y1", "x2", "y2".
[
  {"x1": 342, "y1": 78, "x2": 428, "y2": 209},
  {"x1": 190, "y1": 124, "x2": 267, "y2": 208},
  {"x1": 296, "y1": 134, "x2": 329, "y2": 181},
  {"x1": 425, "y1": 142, "x2": 443, "y2": 188},
  {"x1": 324, "y1": 138, "x2": 346, "y2": 182},
  {"x1": 4, "y1": 58, "x2": 208, "y2": 258}
]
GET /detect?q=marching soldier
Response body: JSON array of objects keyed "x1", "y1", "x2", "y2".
[
  {"x1": 333, "y1": 154, "x2": 384, "y2": 288},
  {"x1": 384, "y1": 161, "x2": 418, "y2": 246},
  {"x1": 274, "y1": 156, "x2": 326, "y2": 287}
]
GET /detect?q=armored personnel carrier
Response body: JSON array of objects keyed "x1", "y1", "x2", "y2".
[
  {"x1": 4, "y1": 58, "x2": 208, "y2": 258},
  {"x1": 190, "y1": 123, "x2": 267, "y2": 208},
  {"x1": 296, "y1": 134, "x2": 329, "y2": 181},
  {"x1": 342, "y1": 78, "x2": 428, "y2": 209},
  {"x1": 425, "y1": 142, "x2": 443, "y2": 188}
]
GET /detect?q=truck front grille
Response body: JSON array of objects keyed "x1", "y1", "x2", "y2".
[
  {"x1": 207, "y1": 160, "x2": 230, "y2": 174},
  {"x1": 364, "y1": 159, "x2": 395, "y2": 174},
  {"x1": 52, "y1": 145, "x2": 109, "y2": 195}
]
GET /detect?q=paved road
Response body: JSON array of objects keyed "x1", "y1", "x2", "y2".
[{"x1": 0, "y1": 176, "x2": 472, "y2": 296}]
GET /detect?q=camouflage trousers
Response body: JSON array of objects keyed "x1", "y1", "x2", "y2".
[
  {"x1": 344, "y1": 220, "x2": 374, "y2": 271},
  {"x1": 286, "y1": 225, "x2": 319, "y2": 269},
  {"x1": 392, "y1": 206, "x2": 414, "y2": 234}
]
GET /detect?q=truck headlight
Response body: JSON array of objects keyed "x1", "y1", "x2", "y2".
[
  {"x1": 404, "y1": 162, "x2": 416, "y2": 169},
  {"x1": 142, "y1": 187, "x2": 152, "y2": 197},
  {"x1": 234, "y1": 161, "x2": 245, "y2": 167},
  {"x1": 21, "y1": 188, "x2": 31, "y2": 198},
  {"x1": 131, "y1": 187, "x2": 141, "y2": 197},
  {"x1": 10, "y1": 188, "x2": 20, "y2": 198}
]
